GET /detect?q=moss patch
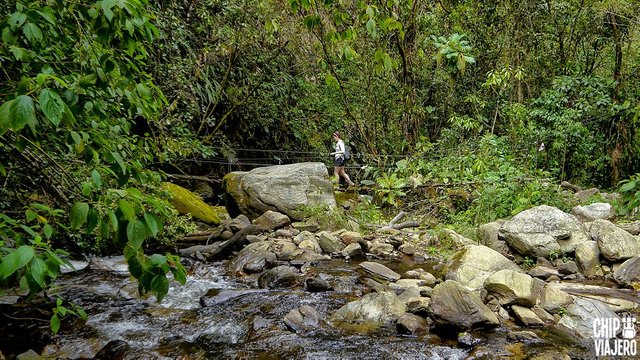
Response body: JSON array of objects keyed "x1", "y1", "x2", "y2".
[{"x1": 162, "y1": 182, "x2": 220, "y2": 225}]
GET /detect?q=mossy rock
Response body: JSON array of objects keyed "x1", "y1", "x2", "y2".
[{"x1": 162, "y1": 182, "x2": 221, "y2": 225}]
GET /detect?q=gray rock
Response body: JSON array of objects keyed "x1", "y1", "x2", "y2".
[
  {"x1": 60, "y1": 259, "x2": 89, "y2": 274},
  {"x1": 445, "y1": 245, "x2": 521, "y2": 291},
  {"x1": 258, "y1": 265, "x2": 297, "y2": 289},
  {"x1": 613, "y1": 256, "x2": 640, "y2": 288},
  {"x1": 200, "y1": 288, "x2": 264, "y2": 307},
  {"x1": 406, "y1": 298, "x2": 431, "y2": 315},
  {"x1": 340, "y1": 243, "x2": 363, "y2": 258},
  {"x1": 591, "y1": 219, "x2": 640, "y2": 261},
  {"x1": 89, "y1": 256, "x2": 128, "y2": 273},
  {"x1": 498, "y1": 205, "x2": 589, "y2": 257},
  {"x1": 399, "y1": 244, "x2": 416, "y2": 255},
  {"x1": 616, "y1": 221, "x2": 640, "y2": 235},
  {"x1": 275, "y1": 229, "x2": 293, "y2": 238},
  {"x1": 531, "y1": 305, "x2": 556, "y2": 324},
  {"x1": 429, "y1": 280, "x2": 500, "y2": 329},
  {"x1": 359, "y1": 261, "x2": 401, "y2": 282},
  {"x1": 317, "y1": 231, "x2": 345, "y2": 253},
  {"x1": 246, "y1": 234, "x2": 266, "y2": 243},
  {"x1": 293, "y1": 230, "x2": 315, "y2": 245},
  {"x1": 396, "y1": 313, "x2": 429, "y2": 335},
  {"x1": 284, "y1": 305, "x2": 321, "y2": 333},
  {"x1": 507, "y1": 331, "x2": 539, "y2": 341},
  {"x1": 340, "y1": 231, "x2": 364, "y2": 245},
  {"x1": 252, "y1": 211, "x2": 291, "y2": 232},
  {"x1": 575, "y1": 241, "x2": 600, "y2": 277},
  {"x1": 390, "y1": 279, "x2": 428, "y2": 292},
  {"x1": 574, "y1": 188, "x2": 599, "y2": 203},
  {"x1": 331, "y1": 291, "x2": 406, "y2": 325},
  {"x1": 274, "y1": 240, "x2": 299, "y2": 261},
  {"x1": 224, "y1": 162, "x2": 337, "y2": 220},
  {"x1": 369, "y1": 242, "x2": 395, "y2": 257},
  {"x1": 291, "y1": 221, "x2": 320, "y2": 232},
  {"x1": 477, "y1": 220, "x2": 510, "y2": 255},
  {"x1": 441, "y1": 229, "x2": 476, "y2": 249},
  {"x1": 558, "y1": 261, "x2": 579, "y2": 275},
  {"x1": 558, "y1": 298, "x2": 619, "y2": 339},
  {"x1": 221, "y1": 229, "x2": 234, "y2": 240},
  {"x1": 543, "y1": 282, "x2": 638, "y2": 313},
  {"x1": 457, "y1": 332, "x2": 482, "y2": 347},
  {"x1": 571, "y1": 203, "x2": 614, "y2": 223},
  {"x1": 402, "y1": 269, "x2": 437, "y2": 287},
  {"x1": 528, "y1": 266, "x2": 562, "y2": 280},
  {"x1": 305, "y1": 276, "x2": 333, "y2": 292},
  {"x1": 512, "y1": 305, "x2": 545, "y2": 326},
  {"x1": 483, "y1": 269, "x2": 539, "y2": 306},
  {"x1": 229, "y1": 214, "x2": 251, "y2": 231},
  {"x1": 298, "y1": 238, "x2": 322, "y2": 254},
  {"x1": 228, "y1": 242, "x2": 276, "y2": 274}
]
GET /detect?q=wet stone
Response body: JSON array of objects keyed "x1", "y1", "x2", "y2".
[
  {"x1": 93, "y1": 340, "x2": 131, "y2": 360},
  {"x1": 458, "y1": 332, "x2": 482, "y2": 347},
  {"x1": 396, "y1": 313, "x2": 428, "y2": 335},
  {"x1": 558, "y1": 261, "x2": 579, "y2": 275},
  {"x1": 283, "y1": 305, "x2": 321, "y2": 333},
  {"x1": 258, "y1": 266, "x2": 298, "y2": 289},
  {"x1": 305, "y1": 276, "x2": 333, "y2": 292},
  {"x1": 507, "y1": 331, "x2": 539, "y2": 342},
  {"x1": 358, "y1": 261, "x2": 401, "y2": 282}
]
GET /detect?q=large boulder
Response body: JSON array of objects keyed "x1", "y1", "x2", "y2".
[
  {"x1": 590, "y1": 219, "x2": 640, "y2": 261},
  {"x1": 445, "y1": 245, "x2": 521, "y2": 291},
  {"x1": 483, "y1": 269, "x2": 541, "y2": 307},
  {"x1": 542, "y1": 282, "x2": 638, "y2": 313},
  {"x1": 330, "y1": 291, "x2": 406, "y2": 325},
  {"x1": 224, "y1": 162, "x2": 337, "y2": 220},
  {"x1": 498, "y1": 205, "x2": 589, "y2": 257},
  {"x1": 558, "y1": 298, "x2": 619, "y2": 339},
  {"x1": 429, "y1": 280, "x2": 500, "y2": 329},
  {"x1": 162, "y1": 182, "x2": 221, "y2": 224},
  {"x1": 571, "y1": 203, "x2": 614, "y2": 223},
  {"x1": 613, "y1": 256, "x2": 640, "y2": 289},
  {"x1": 252, "y1": 210, "x2": 291, "y2": 231},
  {"x1": 358, "y1": 261, "x2": 401, "y2": 282},
  {"x1": 477, "y1": 220, "x2": 510, "y2": 255},
  {"x1": 284, "y1": 306, "x2": 321, "y2": 333}
]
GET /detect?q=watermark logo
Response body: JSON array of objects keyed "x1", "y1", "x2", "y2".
[{"x1": 593, "y1": 317, "x2": 637, "y2": 357}]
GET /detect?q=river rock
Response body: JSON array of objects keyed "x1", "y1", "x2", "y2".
[
  {"x1": 258, "y1": 265, "x2": 298, "y2": 289},
  {"x1": 369, "y1": 242, "x2": 395, "y2": 257},
  {"x1": 571, "y1": 203, "x2": 614, "y2": 223},
  {"x1": 253, "y1": 211, "x2": 291, "y2": 232},
  {"x1": 390, "y1": 279, "x2": 428, "y2": 292},
  {"x1": 429, "y1": 280, "x2": 500, "y2": 329},
  {"x1": 274, "y1": 240, "x2": 299, "y2": 261},
  {"x1": 284, "y1": 305, "x2": 321, "y2": 333},
  {"x1": 399, "y1": 244, "x2": 416, "y2": 255},
  {"x1": 60, "y1": 259, "x2": 90, "y2": 274},
  {"x1": 477, "y1": 220, "x2": 510, "y2": 255},
  {"x1": 483, "y1": 269, "x2": 539, "y2": 306},
  {"x1": 558, "y1": 298, "x2": 619, "y2": 339},
  {"x1": 531, "y1": 305, "x2": 556, "y2": 324},
  {"x1": 224, "y1": 162, "x2": 337, "y2": 220},
  {"x1": 229, "y1": 215, "x2": 251, "y2": 231},
  {"x1": 275, "y1": 229, "x2": 293, "y2": 238},
  {"x1": 512, "y1": 305, "x2": 545, "y2": 326},
  {"x1": 528, "y1": 266, "x2": 562, "y2": 280},
  {"x1": 305, "y1": 276, "x2": 333, "y2": 292},
  {"x1": 396, "y1": 313, "x2": 429, "y2": 335},
  {"x1": 613, "y1": 256, "x2": 640, "y2": 289},
  {"x1": 457, "y1": 332, "x2": 482, "y2": 347},
  {"x1": 93, "y1": 340, "x2": 131, "y2": 360},
  {"x1": 341, "y1": 243, "x2": 363, "y2": 258},
  {"x1": 543, "y1": 282, "x2": 638, "y2": 313},
  {"x1": 89, "y1": 256, "x2": 129, "y2": 273},
  {"x1": 402, "y1": 269, "x2": 437, "y2": 287},
  {"x1": 331, "y1": 291, "x2": 406, "y2": 325},
  {"x1": 292, "y1": 221, "x2": 320, "y2": 232},
  {"x1": 293, "y1": 231, "x2": 315, "y2": 245},
  {"x1": 616, "y1": 221, "x2": 640, "y2": 235},
  {"x1": 574, "y1": 188, "x2": 599, "y2": 203},
  {"x1": 445, "y1": 245, "x2": 521, "y2": 291},
  {"x1": 590, "y1": 219, "x2": 640, "y2": 261},
  {"x1": 200, "y1": 288, "x2": 264, "y2": 307},
  {"x1": 358, "y1": 261, "x2": 401, "y2": 282},
  {"x1": 228, "y1": 242, "x2": 276, "y2": 274},
  {"x1": 298, "y1": 238, "x2": 322, "y2": 254},
  {"x1": 441, "y1": 229, "x2": 476, "y2": 249},
  {"x1": 507, "y1": 331, "x2": 539, "y2": 341},
  {"x1": 340, "y1": 231, "x2": 364, "y2": 245},
  {"x1": 498, "y1": 205, "x2": 589, "y2": 257},
  {"x1": 317, "y1": 231, "x2": 345, "y2": 253},
  {"x1": 575, "y1": 241, "x2": 600, "y2": 277}
]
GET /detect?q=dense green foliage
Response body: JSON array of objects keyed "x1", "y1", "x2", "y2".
[{"x1": 1, "y1": 0, "x2": 640, "y2": 332}]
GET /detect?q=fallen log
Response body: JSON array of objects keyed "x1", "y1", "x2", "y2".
[{"x1": 179, "y1": 224, "x2": 265, "y2": 260}]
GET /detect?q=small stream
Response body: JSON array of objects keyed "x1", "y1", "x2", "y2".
[{"x1": 0, "y1": 256, "x2": 589, "y2": 359}]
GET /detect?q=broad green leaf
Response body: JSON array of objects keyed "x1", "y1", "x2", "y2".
[
  {"x1": 86, "y1": 209, "x2": 99, "y2": 234},
  {"x1": 70, "y1": 202, "x2": 89, "y2": 230},
  {"x1": 91, "y1": 169, "x2": 102, "y2": 187},
  {"x1": 78, "y1": 74, "x2": 97, "y2": 86},
  {"x1": 151, "y1": 275, "x2": 169, "y2": 302},
  {"x1": 23, "y1": 23, "x2": 43, "y2": 44},
  {"x1": 127, "y1": 219, "x2": 146, "y2": 249},
  {"x1": 111, "y1": 151, "x2": 127, "y2": 174},
  {"x1": 39, "y1": 89, "x2": 65, "y2": 126},
  {"x1": 0, "y1": 245, "x2": 35, "y2": 279},
  {"x1": 36, "y1": 9, "x2": 56, "y2": 25},
  {"x1": 8, "y1": 12, "x2": 27, "y2": 29},
  {"x1": 127, "y1": 255, "x2": 143, "y2": 278},
  {"x1": 10, "y1": 95, "x2": 37, "y2": 132},
  {"x1": 43, "y1": 224, "x2": 53, "y2": 239},
  {"x1": 143, "y1": 212, "x2": 159, "y2": 237},
  {"x1": 108, "y1": 210, "x2": 119, "y2": 232},
  {"x1": 366, "y1": 19, "x2": 376, "y2": 35},
  {"x1": 118, "y1": 200, "x2": 135, "y2": 221},
  {"x1": 30, "y1": 257, "x2": 47, "y2": 290},
  {"x1": 620, "y1": 181, "x2": 636, "y2": 193},
  {"x1": 325, "y1": 74, "x2": 339, "y2": 90},
  {"x1": 0, "y1": 101, "x2": 11, "y2": 135},
  {"x1": 50, "y1": 314, "x2": 61, "y2": 333},
  {"x1": 170, "y1": 266, "x2": 187, "y2": 285}
]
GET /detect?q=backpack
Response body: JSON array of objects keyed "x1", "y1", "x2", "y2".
[{"x1": 344, "y1": 146, "x2": 351, "y2": 160}]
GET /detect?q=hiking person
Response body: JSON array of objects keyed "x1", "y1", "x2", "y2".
[{"x1": 331, "y1": 131, "x2": 355, "y2": 187}]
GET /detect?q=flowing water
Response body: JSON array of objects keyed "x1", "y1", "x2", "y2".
[{"x1": 0, "y1": 257, "x2": 590, "y2": 359}]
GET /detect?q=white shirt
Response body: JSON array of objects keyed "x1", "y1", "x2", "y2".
[{"x1": 335, "y1": 140, "x2": 345, "y2": 160}]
